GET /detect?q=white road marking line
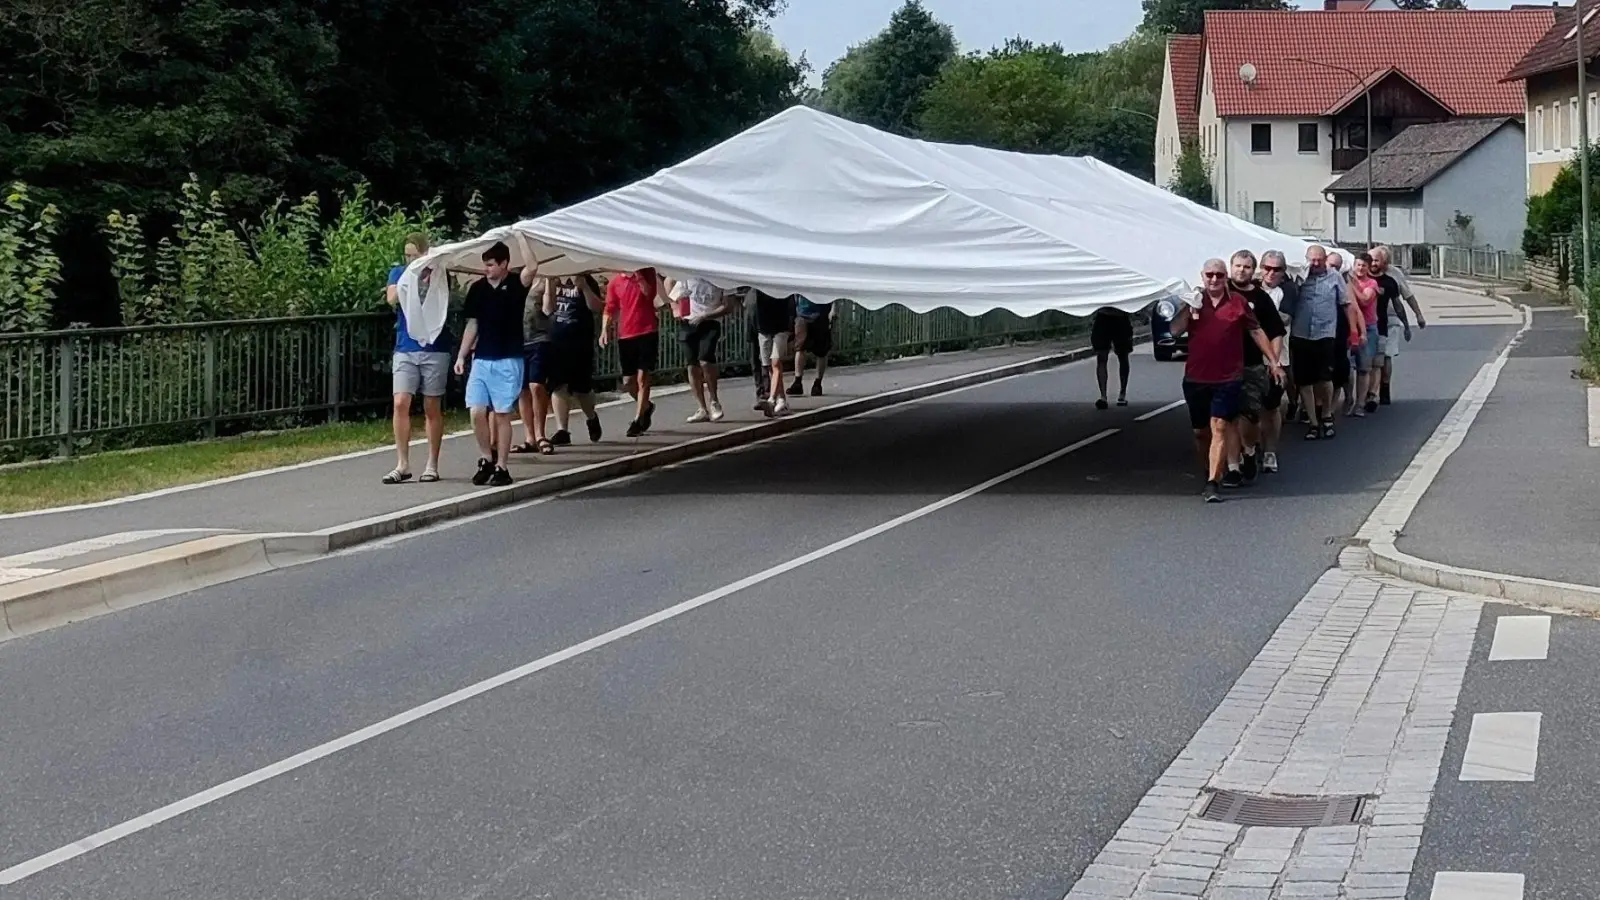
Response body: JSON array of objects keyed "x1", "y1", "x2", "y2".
[
  {"x1": 1430, "y1": 871, "x2": 1525, "y2": 899},
  {"x1": 1134, "y1": 399, "x2": 1184, "y2": 422},
  {"x1": 0, "y1": 427, "x2": 1121, "y2": 886},
  {"x1": 0, "y1": 390, "x2": 690, "y2": 521},
  {"x1": 0, "y1": 567, "x2": 56, "y2": 586},
  {"x1": 1459, "y1": 712, "x2": 1541, "y2": 782},
  {"x1": 0, "y1": 529, "x2": 230, "y2": 568},
  {"x1": 1488, "y1": 615, "x2": 1551, "y2": 661}
]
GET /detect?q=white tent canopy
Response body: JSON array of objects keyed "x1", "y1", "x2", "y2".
[{"x1": 398, "y1": 106, "x2": 1316, "y2": 346}]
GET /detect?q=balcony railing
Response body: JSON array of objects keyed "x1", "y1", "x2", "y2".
[{"x1": 1331, "y1": 147, "x2": 1369, "y2": 173}]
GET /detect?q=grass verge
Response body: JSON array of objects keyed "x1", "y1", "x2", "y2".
[{"x1": 0, "y1": 412, "x2": 472, "y2": 514}]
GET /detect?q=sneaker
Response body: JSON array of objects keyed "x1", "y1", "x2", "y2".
[
  {"x1": 1222, "y1": 469, "x2": 1245, "y2": 489},
  {"x1": 586, "y1": 416, "x2": 603, "y2": 443},
  {"x1": 754, "y1": 396, "x2": 768, "y2": 411},
  {"x1": 551, "y1": 429, "x2": 572, "y2": 446},
  {"x1": 1202, "y1": 481, "x2": 1224, "y2": 503},
  {"x1": 787, "y1": 377, "x2": 804, "y2": 396},
  {"x1": 1380, "y1": 383, "x2": 1392, "y2": 406},
  {"x1": 811, "y1": 380, "x2": 823, "y2": 397},
  {"x1": 640, "y1": 401, "x2": 656, "y2": 432},
  {"x1": 1116, "y1": 396, "x2": 1128, "y2": 407},
  {"x1": 709, "y1": 401, "x2": 725, "y2": 422},
  {"x1": 1095, "y1": 398, "x2": 1109, "y2": 411},
  {"x1": 1364, "y1": 397, "x2": 1379, "y2": 414},
  {"x1": 687, "y1": 408, "x2": 710, "y2": 424},
  {"x1": 1240, "y1": 451, "x2": 1258, "y2": 482},
  {"x1": 488, "y1": 466, "x2": 513, "y2": 487},
  {"x1": 762, "y1": 400, "x2": 775, "y2": 418},
  {"x1": 471, "y1": 457, "x2": 494, "y2": 486},
  {"x1": 1262, "y1": 451, "x2": 1279, "y2": 474},
  {"x1": 773, "y1": 396, "x2": 790, "y2": 415},
  {"x1": 625, "y1": 419, "x2": 643, "y2": 438}
]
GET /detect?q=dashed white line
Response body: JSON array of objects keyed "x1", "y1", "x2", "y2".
[
  {"x1": 1488, "y1": 615, "x2": 1551, "y2": 661},
  {"x1": 1459, "y1": 712, "x2": 1541, "y2": 782},
  {"x1": 1430, "y1": 870, "x2": 1525, "y2": 899},
  {"x1": 0, "y1": 427, "x2": 1121, "y2": 886},
  {"x1": 1134, "y1": 399, "x2": 1184, "y2": 422}
]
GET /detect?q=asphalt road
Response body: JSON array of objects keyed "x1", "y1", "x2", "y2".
[{"x1": 0, "y1": 324, "x2": 1512, "y2": 900}]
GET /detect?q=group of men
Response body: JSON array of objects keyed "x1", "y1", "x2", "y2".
[
  {"x1": 382, "y1": 237, "x2": 835, "y2": 487},
  {"x1": 1093, "y1": 243, "x2": 1426, "y2": 503}
]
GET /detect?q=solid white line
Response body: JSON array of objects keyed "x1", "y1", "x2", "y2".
[
  {"x1": 1134, "y1": 399, "x2": 1184, "y2": 422},
  {"x1": 0, "y1": 390, "x2": 688, "y2": 521},
  {"x1": 1430, "y1": 871, "x2": 1524, "y2": 899},
  {"x1": 1488, "y1": 615, "x2": 1551, "y2": 662},
  {"x1": 0, "y1": 427, "x2": 1120, "y2": 886},
  {"x1": 1459, "y1": 712, "x2": 1541, "y2": 782}
]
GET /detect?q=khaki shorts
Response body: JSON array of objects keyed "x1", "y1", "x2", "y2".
[
  {"x1": 1240, "y1": 364, "x2": 1270, "y2": 421},
  {"x1": 758, "y1": 332, "x2": 790, "y2": 365}
]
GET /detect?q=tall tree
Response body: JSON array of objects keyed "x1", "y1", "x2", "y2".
[
  {"x1": 1139, "y1": 0, "x2": 1291, "y2": 35},
  {"x1": 818, "y1": 1, "x2": 956, "y2": 135}
]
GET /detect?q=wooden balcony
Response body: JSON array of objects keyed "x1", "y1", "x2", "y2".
[{"x1": 1332, "y1": 147, "x2": 1369, "y2": 173}]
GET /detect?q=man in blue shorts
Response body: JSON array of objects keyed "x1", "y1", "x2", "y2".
[{"x1": 454, "y1": 241, "x2": 537, "y2": 486}]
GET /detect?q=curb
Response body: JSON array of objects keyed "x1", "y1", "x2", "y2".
[
  {"x1": 1367, "y1": 539, "x2": 1600, "y2": 617},
  {"x1": 0, "y1": 341, "x2": 1107, "y2": 640}
]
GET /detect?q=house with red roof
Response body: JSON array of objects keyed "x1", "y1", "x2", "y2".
[
  {"x1": 1501, "y1": 3, "x2": 1600, "y2": 197},
  {"x1": 1154, "y1": 6, "x2": 1551, "y2": 243}
]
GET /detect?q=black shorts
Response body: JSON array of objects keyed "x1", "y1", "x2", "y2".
[
  {"x1": 522, "y1": 341, "x2": 552, "y2": 387},
  {"x1": 1183, "y1": 378, "x2": 1243, "y2": 429},
  {"x1": 800, "y1": 315, "x2": 833, "y2": 357},
  {"x1": 678, "y1": 319, "x2": 722, "y2": 364},
  {"x1": 1091, "y1": 312, "x2": 1135, "y2": 356},
  {"x1": 546, "y1": 340, "x2": 594, "y2": 394},
  {"x1": 1290, "y1": 337, "x2": 1339, "y2": 385},
  {"x1": 617, "y1": 333, "x2": 660, "y2": 376}
]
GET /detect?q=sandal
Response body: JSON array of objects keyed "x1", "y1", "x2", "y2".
[
  {"x1": 1322, "y1": 419, "x2": 1336, "y2": 440},
  {"x1": 536, "y1": 438, "x2": 555, "y2": 455},
  {"x1": 418, "y1": 469, "x2": 439, "y2": 483},
  {"x1": 510, "y1": 441, "x2": 538, "y2": 454},
  {"x1": 1305, "y1": 423, "x2": 1320, "y2": 441},
  {"x1": 382, "y1": 468, "x2": 412, "y2": 485}
]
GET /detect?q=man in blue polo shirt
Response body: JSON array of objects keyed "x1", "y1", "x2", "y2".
[{"x1": 384, "y1": 232, "x2": 452, "y2": 485}]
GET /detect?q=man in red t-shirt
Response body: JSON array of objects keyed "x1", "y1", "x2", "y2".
[
  {"x1": 1169, "y1": 258, "x2": 1283, "y2": 503},
  {"x1": 601, "y1": 267, "x2": 664, "y2": 437}
]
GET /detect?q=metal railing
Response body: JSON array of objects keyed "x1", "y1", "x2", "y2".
[
  {"x1": 1, "y1": 302, "x2": 1085, "y2": 460},
  {"x1": 1431, "y1": 246, "x2": 1525, "y2": 282}
]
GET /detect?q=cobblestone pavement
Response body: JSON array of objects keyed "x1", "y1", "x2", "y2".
[{"x1": 1062, "y1": 549, "x2": 1490, "y2": 899}]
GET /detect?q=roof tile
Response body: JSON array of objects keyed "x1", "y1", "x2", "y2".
[
  {"x1": 1203, "y1": 9, "x2": 1553, "y2": 118},
  {"x1": 1168, "y1": 35, "x2": 1204, "y2": 139},
  {"x1": 1504, "y1": 4, "x2": 1598, "y2": 82}
]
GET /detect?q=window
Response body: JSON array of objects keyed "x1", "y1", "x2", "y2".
[
  {"x1": 1348, "y1": 201, "x2": 1357, "y2": 227},
  {"x1": 1556, "y1": 100, "x2": 1566, "y2": 149},
  {"x1": 1298, "y1": 123, "x2": 1319, "y2": 153},
  {"x1": 1251, "y1": 123, "x2": 1272, "y2": 153},
  {"x1": 1378, "y1": 198, "x2": 1388, "y2": 229},
  {"x1": 1299, "y1": 201, "x2": 1323, "y2": 233},
  {"x1": 1536, "y1": 105, "x2": 1545, "y2": 151},
  {"x1": 1573, "y1": 97, "x2": 1581, "y2": 148},
  {"x1": 1252, "y1": 201, "x2": 1275, "y2": 229}
]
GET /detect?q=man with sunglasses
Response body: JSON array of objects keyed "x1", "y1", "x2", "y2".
[
  {"x1": 1226, "y1": 250, "x2": 1287, "y2": 486},
  {"x1": 1257, "y1": 250, "x2": 1298, "y2": 473},
  {"x1": 1169, "y1": 259, "x2": 1283, "y2": 503}
]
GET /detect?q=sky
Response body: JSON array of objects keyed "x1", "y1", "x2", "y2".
[{"x1": 768, "y1": 0, "x2": 1531, "y2": 78}]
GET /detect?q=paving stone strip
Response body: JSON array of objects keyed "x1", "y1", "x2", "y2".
[{"x1": 1063, "y1": 554, "x2": 1482, "y2": 899}]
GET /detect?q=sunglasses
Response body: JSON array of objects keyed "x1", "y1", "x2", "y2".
[
  {"x1": 1202, "y1": 272, "x2": 1227, "y2": 279},
  {"x1": 1262, "y1": 264, "x2": 1285, "y2": 272}
]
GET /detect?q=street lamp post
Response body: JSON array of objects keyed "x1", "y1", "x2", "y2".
[
  {"x1": 1577, "y1": 0, "x2": 1592, "y2": 303},
  {"x1": 1287, "y1": 57, "x2": 1374, "y2": 248}
]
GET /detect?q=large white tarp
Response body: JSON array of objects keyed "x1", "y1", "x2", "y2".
[{"x1": 398, "y1": 106, "x2": 1316, "y2": 345}]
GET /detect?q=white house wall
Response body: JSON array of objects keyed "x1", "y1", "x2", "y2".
[
  {"x1": 1198, "y1": 53, "x2": 1225, "y2": 211},
  {"x1": 1155, "y1": 47, "x2": 1182, "y2": 188},
  {"x1": 1331, "y1": 194, "x2": 1424, "y2": 246},
  {"x1": 1221, "y1": 118, "x2": 1338, "y2": 239}
]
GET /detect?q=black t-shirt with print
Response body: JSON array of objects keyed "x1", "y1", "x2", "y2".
[
  {"x1": 463, "y1": 275, "x2": 530, "y2": 360},
  {"x1": 1232, "y1": 281, "x2": 1286, "y2": 367},
  {"x1": 1373, "y1": 274, "x2": 1411, "y2": 337}
]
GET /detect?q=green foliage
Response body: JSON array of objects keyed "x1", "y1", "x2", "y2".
[
  {"x1": 1523, "y1": 147, "x2": 1600, "y2": 258},
  {"x1": 101, "y1": 177, "x2": 438, "y2": 325},
  {"x1": 917, "y1": 33, "x2": 1164, "y2": 179},
  {"x1": 1139, "y1": 0, "x2": 1291, "y2": 35},
  {"x1": 818, "y1": 1, "x2": 957, "y2": 135},
  {"x1": 0, "y1": 183, "x2": 62, "y2": 332},
  {"x1": 1168, "y1": 140, "x2": 1215, "y2": 208}
]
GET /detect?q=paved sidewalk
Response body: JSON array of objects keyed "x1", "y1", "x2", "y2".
[
  {"x1": 0, "y1": 342, "x2": 1086, "y2": 576},
  {"x1": 1399, "y1": 309, "x2": 1600, "y2": 589}
]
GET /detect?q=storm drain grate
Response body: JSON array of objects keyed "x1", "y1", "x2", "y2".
[{"x1": 1199, "y1": 790, "x2": 1369, "y2": 828}]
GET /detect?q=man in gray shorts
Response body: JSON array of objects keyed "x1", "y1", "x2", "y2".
[{"x1": 384, "y1": 233, "x2": 451, "y2": 483}]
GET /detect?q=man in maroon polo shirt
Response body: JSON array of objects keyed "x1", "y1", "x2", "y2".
[{"x1": 1169, "y1": 258, "x2": 1284, "y2": 503}]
